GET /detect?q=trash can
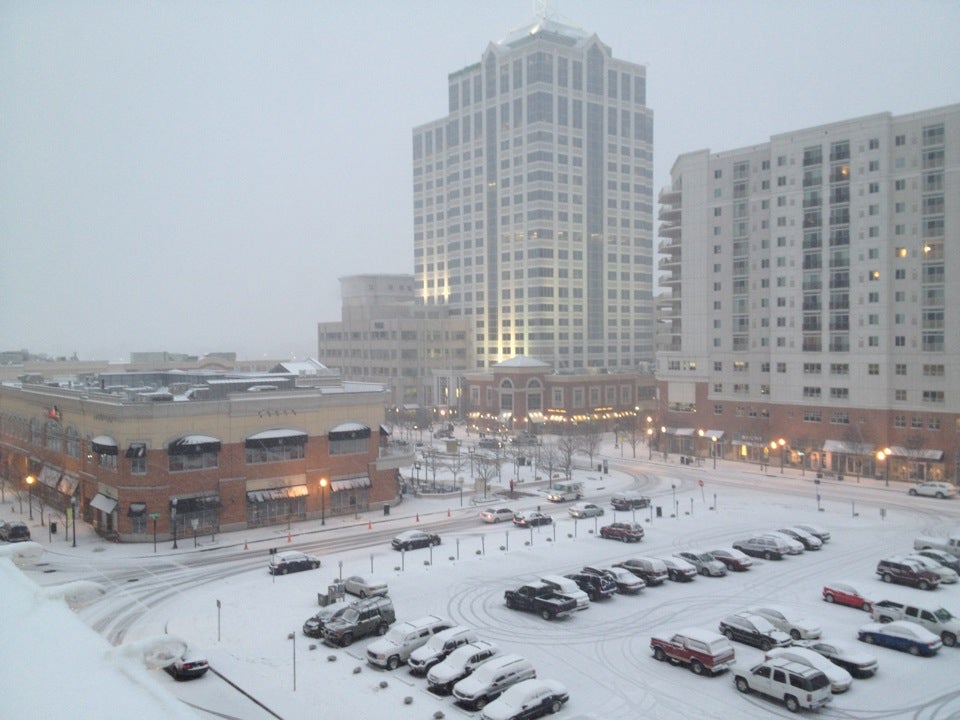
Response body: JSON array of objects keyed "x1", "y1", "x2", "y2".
[
  {"x1": 50, "y1": 522, "x2": 57, "y2": 534},
  {"x1": 383, "y1": 503, "x2": 390, "y2": 516},
  {"x1": 655, "y1": 506, "x2": 662, "y2": 518},
  {"x1": 602, "y1": 460, "x2": 608, "y2": 474}
]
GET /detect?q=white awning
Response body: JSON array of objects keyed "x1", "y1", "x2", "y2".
[
  {"x1": 39, "y1": 466, "x2": 61, "y2": 488},
  {"x1": 666, "y1": 427, "x2": 695, "y2": 437},
  {"x1": 89, "y1": 493, "x2": 118, "y2": 514},
  {"x1": 823, "y1": 440, "x2": 874, "y2": 455},
  {"x1": 704, "y1": 430, "x2": 725, "y2": 440},
  {"x1": 889, "y1": 446, "x2": 944, "y2": 461},
  {"x1": 331, "y1": 476, "x2": 371, "y2": 492}
]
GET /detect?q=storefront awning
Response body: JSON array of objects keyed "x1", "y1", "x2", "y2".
[
  {"x1": 168, "y1": 435, "x2": 221, "y2": 455},
  {"x1": 91, "y1": 435, "x2": 118, "y2": 455},
  {"x1": 823, "y1": 440, "x2": 874, "y2": 455},
  {"x1": 125, "y1": 443, "x2": 146, "y2": 459},
  {"x1": 527, "y1": 411, "x2": 545, "y2": 423},
  {"x1": 90, "y1": 493, "x2": 118, "y2": 514},
  {"x1": 39, "y1": 466, "x2": 61, "y2": 488},
  {"x1": 127, "y1": 502, "x2": 147, "y2": 517},
  {"x1": 889, "y1": 446, "x2": 944, "y2": 461},
  {"x1": 245, "y1": 429, "x2": 308, "y2": 449},
  {"x1": 379, "y1": 425, "x2": 391, "y2": 436},
  {"x1": 665, "y1": 427, "x2": 695, "y2": 436},
  {"x1": 170, "y1": 494, "x2": 221, "y2": 513},
  {"x1": 703, "y1": 430, "x2": 725, "y2": 441},
  {"x1": 57, "y1": 473, "x2": 79, "y2": 496},
  {"x1": 331, "y1": 476, "x2": 371, "y2": 492},
  {"x1": 246, "y1": 485, "x2": 309, "y2": 503},
  {"x1": 328, "y1": 423, "x2": 370, "y2": 441}
]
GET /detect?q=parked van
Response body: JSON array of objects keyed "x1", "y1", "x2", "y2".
[
  {"x1": 452, "y1": 653, "x2": 537, "y2": 710},
  {"x1": 407, "y1": 625, "x2": 479, "y2": 675},
  {"x1": 366, "y1": 615, "x2": 452, "y2": 670},
  {"x1": 611, "y1": 491, "x2": 651, "y2": 511},
  {"x1": 546, "y1": 481, "x2": 583, "y2": 502},
  {"x1": 540, "y1": 574, "x2": 590, "y2": 611}
]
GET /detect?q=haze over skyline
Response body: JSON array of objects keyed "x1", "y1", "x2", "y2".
[{"x1": 2, "y1": 0, "x2": 957, "y2": 362}]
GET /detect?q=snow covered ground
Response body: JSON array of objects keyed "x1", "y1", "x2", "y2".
[{"x1": 7, "y1": 440, "x2": 960, "y2": 719}]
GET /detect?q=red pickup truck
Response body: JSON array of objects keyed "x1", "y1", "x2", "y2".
[{"x1": 650, "y1": 628, "x2": 736, "y2": 675}]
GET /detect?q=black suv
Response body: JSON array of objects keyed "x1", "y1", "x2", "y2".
[
  {"x1": 0, "y1": 521, "x2": 31, "y2": 542},
  {"x1": 565, "y1": 572, "x2": 616, "y2": 601},
  {"x1": 719, "y1": 613, "x2": 791, "y2": 651},
  {"x1": 322, "y1": 596, "x2": 396, "y2": 646},
  {"x1": 876, "y1": 557, "x2": 940, "y2": 591}
]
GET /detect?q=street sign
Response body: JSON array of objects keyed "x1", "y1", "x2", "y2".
[
  {"x1": 148, "y1": 512, "x2": 161, "y2": 520},
  {"x1": 698, "y1": 479, "x2": 704, "y2": 488}
]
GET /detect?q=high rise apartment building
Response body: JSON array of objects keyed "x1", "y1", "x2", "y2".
[
  {"x1": 656, "y1": 104, "x2": 959, "y2": 482},
  {"x1": 412, "y1": 17, "x2": 655, "y2": 372}
]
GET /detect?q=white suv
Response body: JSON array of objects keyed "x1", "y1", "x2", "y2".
[
  {"x1": 909, "y1": 481, "x2": 957, "y2": 499},
  {"x1": 366, "y1": 615, "x2": 452, "y2": 670},
  {"x1": 734, "y1": 657, "x2": 832, "y2": 713}
]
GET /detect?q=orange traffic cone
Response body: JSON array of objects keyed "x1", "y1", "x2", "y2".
[
  {"x1": 367, "y1": 520, "x2": 372, "y2": 530},
  {"x1": 447, "y1": 508, "x2": 451, "y2": 517},
  {"x1": 244, "y1": 539, "x2": 248, "y2": 550},
  {"x1": 287, "y1": 532, "x2": 292, "y2": 543}
]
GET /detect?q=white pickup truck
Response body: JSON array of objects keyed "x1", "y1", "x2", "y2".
[
  {"x1": 913, "y1": 533, "x2": 960, "y2": 559},
  {"x1": 870, "y1": 599, "x2": 960, "y2": 647}
]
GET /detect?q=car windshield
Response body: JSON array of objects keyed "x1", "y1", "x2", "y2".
[
  {"x1": 935, "y1": 608, "x2": 954, "y2": 621},
  {"x1": 806, "y1": 672, "x2": 831, "y2": 691},
  {"x1": 341, "y1": 608, "x2": 360, "y2": 623}
]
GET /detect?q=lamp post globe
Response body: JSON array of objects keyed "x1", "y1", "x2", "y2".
[{"x1": 25, "y1": 475, "x2": 35, "y2": 520}]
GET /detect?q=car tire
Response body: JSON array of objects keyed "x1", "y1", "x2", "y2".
[
  {"x1": 863, "y1": 633, "x2": 875, "y2": 644},
  {"x1": 359, "y1": 590, "x2": 367, "y2": 598},
  {"x1": 936, "y1": 492, "x2": 945, "y2": 499},
  {"x1": 699, "y1": 567, "x2": 708, "y2": 576},
  {"x1": 341, "y1": 633, "x2": 354, "y2": 647},
  {"x1": 506, "y1": 597, "x2": 516, "y2": 609},
  {"x1": 387, "y1": 655, "x2": 400, "y2": 670},
  {"x1": 432, "y1": 537, "x2": 441, "y2": 546},
  {"x1": 376, "y1": 623, "x2": 389, "y2": 636},
  {"x1": 882, "y1": 573, "x2": 893, "y2": 583},
  {"x1": 690, "y1": 660, "x2": 704, "y2": 675},
  {"x1": 311, "y1": 562, "x2": 320, "y2": 569},
  {"x1": 878, "y1": 615, "x2": 892, "y2": 624},
  {"x1": 943, "y1": 632, "x2": 956, "y2": 647},
  {"x1": 824, "y1": 593, "x2": 835, "y2": 603},
  {"x1": 909, "y1": 489, "x2": 918, "y2": 496},
  {"x1": 919, "y1": 580, "x2": 931, "y2": 590},
  {"x1": 735, "y1": 677, "x2": 750, "y2": 693},
  {"x1": 281, "y1": 567, "x2": 289, "y2": 575},
  {"x1": 908, "y1": 644, "x2": 920, "y2": 656},
  {"x1": 862, "y1": 602, "x2": 871, "y2": 612},
  {"x1": 764, "y1": 551, "x2": 773, "y2": 560},
  {"x1": 550, "y1": 699, "x2": 562, "y2": 714},
  {"x1": 653, "y1": 647, "x2": 666, "y2": 661},
  {"x1": 784, "y1": 695, "x2": 800, "y2": 713},
  {"x1": 475, "y1": 697, "x2": 487, "y2": 710},
  {"x1": 541, "y1": 609, "x2": 552, "y2": 621},
  {"x1": 722, "y1": 628, "x2": 734, "y2": 641},
  {"x1": 761, "y1": 639, "x2": 774, "y2": 651},
  {"x1": 790, "y1": 629, "x2": 801, "y2": 641}
]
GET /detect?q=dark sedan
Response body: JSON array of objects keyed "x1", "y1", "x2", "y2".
[
  {"x1": 391, "y1": 530, "x2": 441, "y2": 551},
  {"x1": 268, "y1": 551, "x2": 321, "y2": 575},
  {"x1": 513, "y1": 511, "x2": 553, "y2": 527},
  {"x1": 719, "y1": 613, "x2": 791, "y2": 651}
]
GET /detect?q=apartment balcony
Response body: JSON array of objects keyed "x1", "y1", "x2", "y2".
[
  {"x1": 658, "y1": 221, "x2": 682, "y2": 238},
  {"x1": 658, "y1": 255, "x2": 681, "y2": 271},
  {"x1": 659, "y1": 186, "x2": 681, "y2": 205},
  {"x1": 658, "y1": 205, "x2": 681, "y2": 223},
  {"x1": 658, "y1": 237, "x2": 681, "y2": 254}
]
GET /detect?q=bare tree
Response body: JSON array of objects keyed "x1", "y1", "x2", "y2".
[
  {"x1": 539, "y1": 441, "x2": 561, "y2": 489},
  {"x1": 474, "y1": 455, "x2": 500, "y2": 500},
  {"x1": 556, "y1": 431, "x2": 578, "y2": 481},
  {"x1": 901, "y1": 432, "x2": 928, "y2": 483},
  {"x1": 578, "y1": 422, "x2": 604, "y2": 468}
]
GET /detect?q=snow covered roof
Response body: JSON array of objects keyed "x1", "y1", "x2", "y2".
[
  {"x1": 498, "y1": 17, "x2": 590, "y2": 48},
  {"x1": 494, "y1": 356, "x2": 551, "y2": 369}
]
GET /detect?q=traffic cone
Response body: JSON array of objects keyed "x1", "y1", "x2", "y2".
[
  {"x1": 244, "y1": 539, "x2": 248, "y2": 550},
  {"x1": 416, "y1": 513, "x2": 420, "y2": 522},
  {"x1": 447, "y1": 508, "x2": 451, "y2": 517},
  {"x1": 367, "y1": 520, "x2": 372, "y2": 530},
  {"x1": 287, "y1": 532, "x2": 292, "y2": 543}
]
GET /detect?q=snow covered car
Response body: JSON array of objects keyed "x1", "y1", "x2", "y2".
[
  {"x1": 765, "y1": 646, "x2": 852, "y2": 693},
  {"x1": 709, "y1": 547, "x2": 754, "y2": 571},
  {"x1": 660, "y1": 556, "x2": 697, "y2": 582},
  {"x1": 582, "y1": 566, "x2": 646, "y2": 594},
  {"x1": 479, "y1": 678, "x2": 568, "y2": 720},
  {"x1": 391, "y1": 530, "x2": 441, "y2": 551},
  {"x1": 479, "y1": 507, "x2": 515, "y2": 524},
  {"x1": 908, "y1": 481, "x2": 957, "y2": 499},
  {"x1": 342, "y1": 575, "x2": 389, "y2": 598},
  {"x1": 674, "y1": 550, "x2": 727, "y2": 577},
  {"x1": 719, "y1": 613, "x2": 791, "y2": 651},
  {"x1": 598, "y1": 522, "x2": 644, "y2": 542},
  {"x1": 858, "y1": 620, "x2": 942, "y2": 656},
  {"x1": 568, "y1": 502, "x2": 604, "y2": 519},
  {"x1": 163, "y1": 647, "x2": 209, "y2": 680},
  {"x1": 748, "y1": 605, "x2": 822, "y2": 640},
  {"x1": 777, "y1": 526, "x2": 822, "y2": 550},
  {"x1": 793, "y1": 523, "x2": 831, "y2": 543},
  {"x1": 822, "y1": 581, "x2": 873, "y2": 612},
  {"x1": 650, "y1": 628, "x2": 736, "y2": 675},
  {"x1": 793, "y1": 639, "x2": 879, "y2": 678},
  {"x1": 905, "y1": 554, "x2": 959, "y2": 584}
]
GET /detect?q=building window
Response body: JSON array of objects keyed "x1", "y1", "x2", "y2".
[
  {"x1": 168, "y1": 436, "x2": 221, "y2": 471},
  {"x1": 328, "y1": 425, "x2": 370, "y2": 456},
  {"x1": 245, "y1": 432, "x2": 308, "y2": 464},
  {"x1": 868, "y1": 364, "x2": 879, "y2": 375},
  {"x1": 830, "y1": 411, "x2": 849, "y2": 425},
  {"x1": 894, "y1": 415, "x2": 905, "y2": 428},
  {"x1": 895, "y1": 389, "x2": 907, "y2": 401},
  {"x1": 127, "y1": 443, "x2": 147, "y2": 475},
  {"x1": 922, "y1": 391, "x2": 945, "y2": 404},
  {"x1": 803, "y1": 410, "x2": 821, "y2": 422}
]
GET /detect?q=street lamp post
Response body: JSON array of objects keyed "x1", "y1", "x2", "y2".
[
  {"x1": 71, "y1": 496, "x2": 77, "y2": 547},
  {"x1": 319, "y1": 477, "x2": 327, "y2": 525},
  {"x1": 287, "y1": 632, "x2": 297, "y2": 691},
  {"x1": 711, "y1": 436, "x2": 717, "y2": 469},
  {"x1": 647, "y1": 428, "x2": 653, "y2": 460},
  {"x1": 25, "y1": 475, "x2": 34, "y2": 520},
  {"x1": 171, "y1": 498, "x2": 178, "y2": 549},
  {"x1": 697, "y1": 429, "x2": 705, "y2": 462},
  {"x1": 878, "y1": 448, "x2": 892, "y2": 486},
  {"x1": 778, "y1": 438, "x2": 786, "y2": 474}
]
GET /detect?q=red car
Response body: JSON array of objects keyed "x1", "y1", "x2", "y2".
[
  {"x1": 822, "y1": 582, "x2": 873, "y2": 612},
  {"x1": 599, "y1": 522, "x2": 645, "y2": 542}
]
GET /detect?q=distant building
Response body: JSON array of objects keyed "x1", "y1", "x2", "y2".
[
  {"x1": 656, "y1": 103, "x2": 960, "y2": 482},
  {"x1": 317, "y1": 274, "x2": 472, "y2": 419},
  {"x1": 413, "y1": 15, "x2": 655, "y2": 372},
  {"x1": 0, "y1": 368, "x2": 402, "y2": 542}
]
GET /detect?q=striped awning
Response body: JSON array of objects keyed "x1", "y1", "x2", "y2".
[
  {"x1": 331, "y1": 476, "x2": 371, "y2": 492},
  {"x1": 246, "y1": 485, "x2": 309, "y2": 503}
]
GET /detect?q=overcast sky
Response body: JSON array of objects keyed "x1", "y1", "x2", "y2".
[{"x1": 2, "y1": 0, "x2": 957, "y2": 363}]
